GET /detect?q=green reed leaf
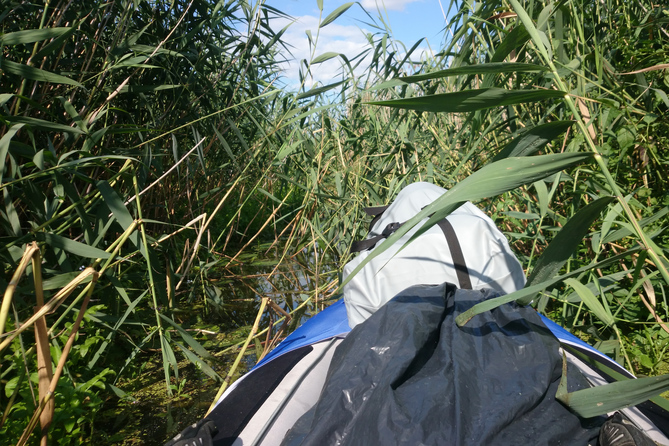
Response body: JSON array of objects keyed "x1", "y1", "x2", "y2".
[
  {"x1": 213, "y1": 125, "x2": 240, "y2": 170},
  {"x1": 104, "y1": 84, "x2": 182, "y2": 94},
  {"x1": 8, "y1": 116, "x2": 84, "y2": 134},
  {"x1": 97, "y1": 180, "x2": 133, "y2": 230},
  {"x1": 367, "y1": 88, "x2": 566, "y2": 113},
  {"x1": 0, "y1": 124, "x2": 24, "y2": 184},
  {"x1": 37, "y1": 232, "x2": 111, "y2": 259},
  {"x1": 174, "y1": 342, "x2": 221, "y2": 382},
  {"x1": 508, "y1": 0, "x2": 551, "y2": 63},
  {"x1": 602, "y1": 206, "x2": 669, "y2": 244},
  {"x1": 400, "y1": 62, "x2": 548, "y2": 83},
  {"x1": 3, "y1": 189, "x2": 21, "y2": 236},
  {"x1": 161, "y1": 334, "x2": 178, "y2": 394},
  {"x1": 557, "y1": 373, "x2": 669, "y2": 418},
  {"x1": 320, "y1": 2, "x2": 354, "y2": 28},
  {"x1": 160, "y1": 313, "x2": 211, "y2": 358},
  {"x1": 257, "y1": 187, "x2": 282, "y2": 204},
  {"x1": 455, "y1": 246, "x2": 643, "y2": 326},
  {"x1": 564, "y1": 278, "x2": 614, "y2": 326},
  {"x1": 0, "y1": 27, "x2": 72, "y2": 45},
  {"x1": 89, "y1": 291, "x2": 146, "y2": 370},
  {"x1": 82, "y1": 127, "x2": 109, "y2": 153},
  {"x1": 97, "y1": 180, "x2": 140, "y2": 248},
  {"x1": 58, "y1": 97, "x2": 89, "y2": 133},
  {"x1": 33, "y1": 149, "x2": 45, "y2": 170},
  {"x1": 525, "y1": 197, "x2": 615, "y2": 287},
  {"x1": 33, "y1": 27, "x2": 78, "y2": 59},
  {"x1": 373, "y1": 62, "x2": 547, "y2": 90},
  {"x1": 297, "y1": 80, "x2": 346, "y2": 100},
  {"x1": 108, "y1": 384, "x2": 136, "y2": 403},
  {"x1": 491, "y1": 25, "x2": 531, "y2": 63},
  {"x1": 503, "y1": 211, "x2": 540, "y2": 220},
  {"x1": 42, "y1": 272, "x2": 89, "y2": 291},
  {"x1": 0, "y1": 94, "x2": 13, "y2": 106},
  {"x1": 534, "y1": 181, "x2": 549, "y2": 217},
  {"x1": 459, "y1": 280, "x2": 565, "y2": 326},
  {"x1": 565, "y1": 346, "x2": 669, "y2": 413},
  {"x1": 396, "y1": 38, "x2": 425, "y2": 73},
  {"x1": 312, "y1": 52, "x2": 340, "y2": 64},
  {"x1": 493, "y1": 121, "x2": 574, "y2": 161},
  {"x1": 274, "y1": 141, "x2": 302, "y2": 162},
  {"x1": 421, "y1": 153, "x2": 594, "y2": 225},
  {"x1": 2, "y1": 60, "x2": 83, "y2": 87}
]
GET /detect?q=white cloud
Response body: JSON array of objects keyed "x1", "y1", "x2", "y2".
[
  {"x1": 360, "y1": 0, "x2": 422, "y2": 12},
  {"x1": 271, "y1": 14, "x2": 373, "y2": 90},
  {"x1": 267, "y1": 8, "x2": 434, "y2": 92}
]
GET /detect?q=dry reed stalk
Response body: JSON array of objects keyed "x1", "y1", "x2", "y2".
[
  {"x1": 17, "y1": 273, "x2": 98, "y2": 446},
  {"x1": 31, "y1": 247, "x2": 53, "y2": 446},
  {"x1": 0, "y1": 243, "x2": 41, "y2": 337},
  {"x1": 206, "y1": 296, "x2": 269, "y2": 416}
]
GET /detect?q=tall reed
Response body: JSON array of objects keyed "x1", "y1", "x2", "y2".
[{"x1": 2, "y1": 0, "x2": 669, "y2": 442}]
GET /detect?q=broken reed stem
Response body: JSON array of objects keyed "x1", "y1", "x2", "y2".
[
  {"x1": 0, "y1": 267, "x2": 97, "y2": 354},
  {"x1": 17, "y1": 272, "x2": 98, "y2": 446},
  {"x1": 34, "y1": 313, "x2": 53, "y2": 446},
  {"x1": 0, "y1": 220, "x2": 138, "y2": 352},
  {"x1": 31, "y1": 247, "x2": 53, "y2": 446}
]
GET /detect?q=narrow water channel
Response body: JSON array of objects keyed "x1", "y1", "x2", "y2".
[{"x1": 93, "y1": 242, "x2": 338, "y2": 445}]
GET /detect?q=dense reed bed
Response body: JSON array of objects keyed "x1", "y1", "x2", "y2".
[{"x1": 1, "y1": 0, "x2": 668, "y2": 443}]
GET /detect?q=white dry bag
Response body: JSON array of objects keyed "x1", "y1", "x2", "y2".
[{"x1": 343, "y1": 182, "x2": 526, "y2": 328}]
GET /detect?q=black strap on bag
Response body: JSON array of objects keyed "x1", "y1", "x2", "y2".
[
  {"x1": 350, "y1": 206, "x2": 473, "y2": 290},
  {"x1": 350, "y1": 221, "x2": 402, "y2": 253},
  {"x1": 436, "y1": 218, "x2": 472, "y2": 290},
  {"x1": 349, "y1": 206, "x2": 396, "y2": 253},
  {"x1": 364, "y1": 205, "x2": 389, "y2": 232}
]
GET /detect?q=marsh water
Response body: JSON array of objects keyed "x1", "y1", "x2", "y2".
[{"x1": 94, "y1": 242, "x2": 338, "y2": 445}]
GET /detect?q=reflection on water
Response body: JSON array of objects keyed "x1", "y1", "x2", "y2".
[{"x1": 207, "y1": 241, "x2": 339, "y2": 332}]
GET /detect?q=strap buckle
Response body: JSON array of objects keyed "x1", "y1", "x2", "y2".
[{"x1": 382, "y1": 222, "x2": 401, "y2": 237}]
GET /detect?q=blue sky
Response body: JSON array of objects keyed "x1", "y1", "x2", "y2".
[{"x1": 263, "y1": 0, "x2": 453, "y2": 89}]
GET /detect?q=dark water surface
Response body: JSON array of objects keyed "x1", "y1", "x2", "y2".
[{"x1": 94, "y1": 242, "x2": 337, "y2": 445}]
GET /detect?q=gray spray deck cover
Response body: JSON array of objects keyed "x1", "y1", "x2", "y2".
[{"x1": 282, "y1": 283, "x2": 604, "y2": 446}]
